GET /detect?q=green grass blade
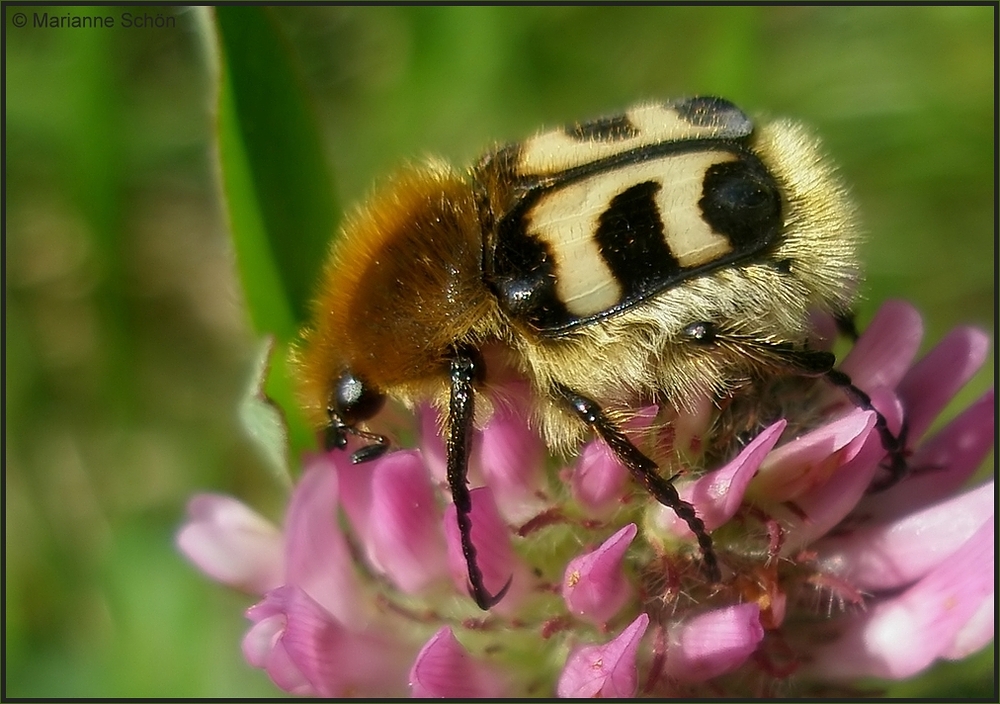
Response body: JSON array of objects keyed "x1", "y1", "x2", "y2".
[
  {"x1": 213, "y1": 6, "x2": 337, "y2": 339},
  {"x1": 212, "y1": 6, "x2": 335, "y2": 455}
]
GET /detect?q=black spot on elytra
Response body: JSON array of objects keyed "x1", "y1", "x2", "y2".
[
  {"x1": 566, "y1": 114, "x2": 640, "y2": 142},
  {"x1": 674, "y1": 96, "x2": 754, "y2": 136},
  {"x1": 699, "y1": 158, "x2": 782, "y2": 250},
  {"x1": 595, "y1": 181, "x2": 680, "y2": 294}
]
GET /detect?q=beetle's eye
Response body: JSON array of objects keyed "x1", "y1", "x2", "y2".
[{"x1": 330, "y1": 370, "x2": 385, "y2": 425}]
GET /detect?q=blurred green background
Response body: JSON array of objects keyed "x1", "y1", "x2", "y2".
[{"x1": 5, "y1": 5, "x2": 993, "y2": 697}]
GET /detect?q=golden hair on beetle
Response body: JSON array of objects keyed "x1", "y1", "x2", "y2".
[{"x1": 294, "y1": 161, "x2": 503, "y2": 430}]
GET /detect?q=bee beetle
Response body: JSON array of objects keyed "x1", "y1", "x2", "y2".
[{"x1": 294, "y1": 97, "x2": 906, "y2": 609}]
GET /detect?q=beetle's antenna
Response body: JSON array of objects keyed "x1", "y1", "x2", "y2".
[{"x1": 324, "y1": 412, "x2": 391, "y2": 464}]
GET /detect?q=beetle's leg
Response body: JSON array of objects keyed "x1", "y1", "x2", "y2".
[
  {"x1": 685, "y1": 318, "x2": 910, "y2": 491},
  {"x1": 447, "y1": 349, "x2": 512, "y2": 610},
  {"x1": 553, "y1": 383, "x2": 721, "y2": 583},
  {"x1": 825, "y1": 368, "x2": 909, "y2": 491},
  {"x1": 762, "y1": 344, "x2": 909, "y2": 491}
]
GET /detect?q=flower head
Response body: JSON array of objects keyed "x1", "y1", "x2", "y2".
[{"x1": 179, "y1": 301, "x2": 993, "y2": 696}]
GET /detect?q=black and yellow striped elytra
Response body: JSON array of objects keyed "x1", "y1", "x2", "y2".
[
  {"x1": 294, "y1": 96, "x2": 907, "y2": 610},
  {"x1": 480, "y1": 98, "x2": 783, "y2": 333}
]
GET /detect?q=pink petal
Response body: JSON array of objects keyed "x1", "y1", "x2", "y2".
[
  {"x1": 663, "y1": 603, "x2": 764, "y2": 682},
  {"x1": 839, "y1": 300, "x2": 924, "y2": 394},
  {"x1": 660, "y1": 421, "x2": 785, "y2": 537},
  {"x1": 571, "y1": 439, "x2": 630, "y2": 515},
  {"x1": 417, "y1": 404, "x2": 448, "y2": 484},
  {"x1": 840, "y1": 301, "x2": 924, "y2": 393},
  {"x1": 809, "y1": 518, "x2": 995, "y2": 680},
  {"x1": 557, "y1": 613, "x2": 649, "y2": 698},
  {"x1": 668, "y1": 395, "x2": 714, "y2": 455},
  {"x1": 896, "y1": 326, "x2": 990, "y2": 443},
  {"x1": 815, "y1": 481, "x2": 994, "y2": 591},
  {"x1": 562, "y1": 524, "x2": 637, "y2": 625},
  {"x1": 777, "y1": 404, "x2": 892, "y2": 554},
  {"x1": 338, "y1": 450, "x2": 449, "y2": 592},
  {"x1": 243, "y1": 605, "x2": 314, "y2": 696},
  {"x1": 244, "y1": 594, "x2": 288, "y2": 664},
  {"x1": 177, "y1": 494, "x2": 283, "y2": 594},
  {"x1": 942, "y1": 592, "x2": 994, "y2": 661},
  {"x1": 444, "y1": 487, "x2": 525, "y2": 608},
  {"x1": 751, "y1": 410, "x2": 875, "y2": 503},
  {"x1": 860, "y1": 388, "x2": 995, "y2": 521},
  {"x1": 367, "y1": 451, "x2": 448, "y2": 593},
  {"x1": 284, "y1": 454, "x2": 364, "y2": 629},
  {"x1": 280, "y1": 587, "x2": 410, "y2": 697},
  {"x1": 246, "y1": 586, "x2": 410, "y2": 697},
  {"x1": 475, "y1": 390, "x2": 547, "y2": 523},
  {"x1": 332, "y1": 450, "x2": 375, "y2": 548},
  {"x1": 409, "y1": 627, "x2": 505, "y2": 697}
]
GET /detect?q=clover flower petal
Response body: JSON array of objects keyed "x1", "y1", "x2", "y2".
[
  {"x1": 896, "y1": 326, "x2": 990, "y2": 442},
  {"x1": 244, "y1": 585, "x2": 411, "y2": 697},
  {"x1": 807, "y1": 518, "x2": 994, "y2": 681},
  {"x1": 243, "y1": 598, "x2": 313, "y2": 695},
  {"x1": 571, "y1": 439, "x2": 630, "y2": 515},
  {"x1": 409, "y1": 627, "x2": 505, "y2": 697},
  {"x1": 475, "y1": 385, "x2": 549, "y2": 523},
  {"x1": 416, "y1": 404, "x2": 448, "y2": 484},
  {"x1": 662, "y1": 604, "x2": 764, "y2": 683},
  {"x1": 177, "y1": 494, "x2": 283, "y2": 594},
  {"x1": 838, "y1": 299, "x2": 923, "y2": 392},
  {"x1": 777, "y1": 419, "x2": 886, "y2": 554},
  {"x1": 815, "y1": 480, "x2": 994, "y2": 591},
  {"x1": 557, "y1": 613, "x2": 649, "y2": 697},
  {"x1": 337, "y1": 450, "x2": 448, "y2": 594},
  {"x1": 751, "y1": 411, "x2": 874, "y2": 502},
  {"x1": 569, "y1": 406, "x2": 659, "y2": 516},
  {"x1": 283, "y1": 454, "x2": 366, "y2": 629},
  {"x1": 658, "y1": 420, "x2": 784, "y2": 538},
  {"x1": 941, "y1": 589, "x2": 994, "y2": 661},
  {"x1": 865, "y1": 387, "x2": 995, "y2": 522},
  {"x1": 562, "y1": 523, "x2": 637, "y2": 624}
]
